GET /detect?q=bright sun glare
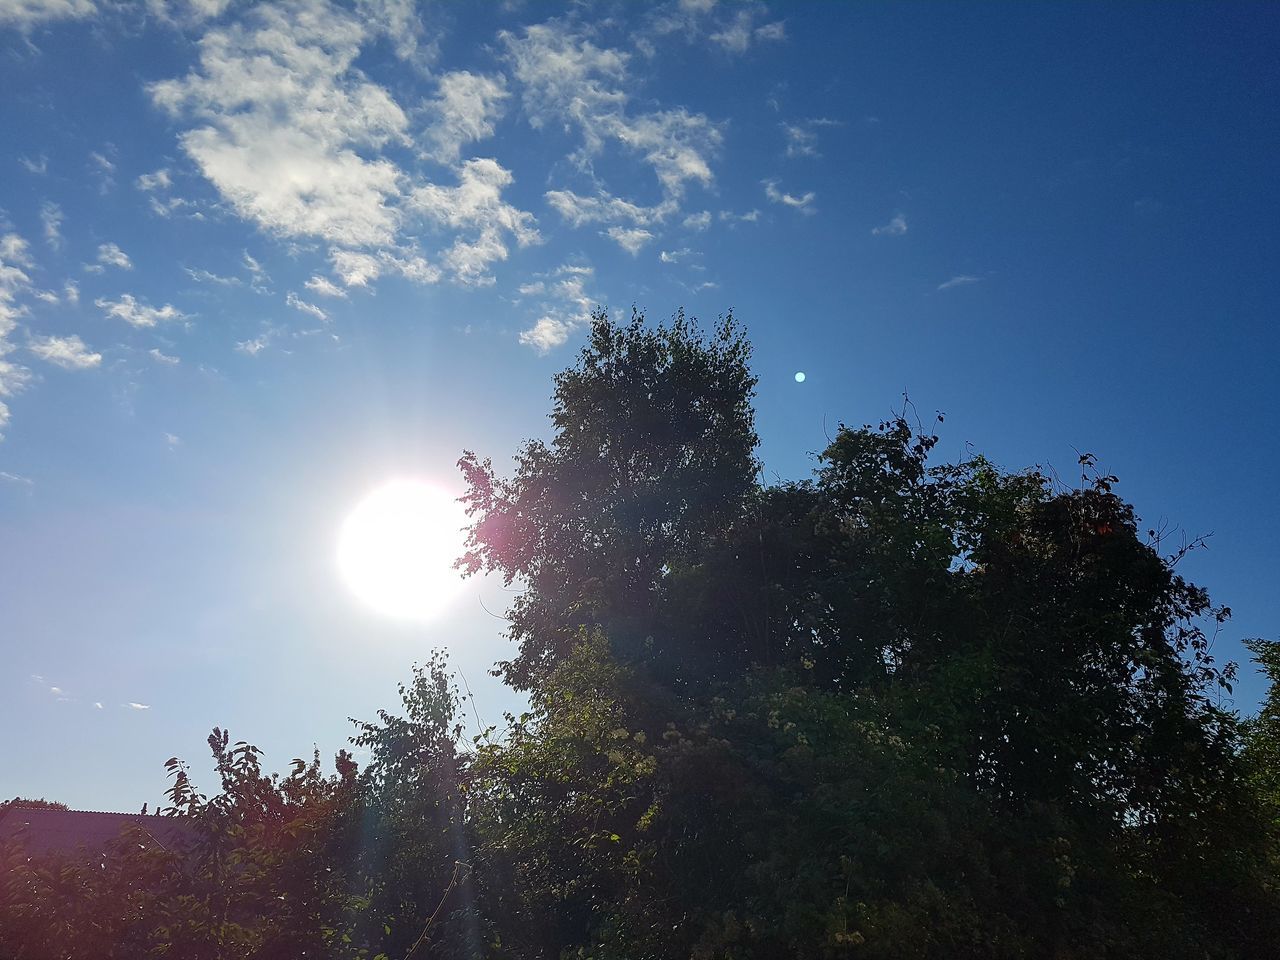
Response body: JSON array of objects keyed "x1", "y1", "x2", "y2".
[{"x1": 336, "y1": 480, "x2": 468, "y2": 621}]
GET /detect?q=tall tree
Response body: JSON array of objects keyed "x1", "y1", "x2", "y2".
[{"x1": 457, "y1": 307, "x2": 758, "y2": 689}]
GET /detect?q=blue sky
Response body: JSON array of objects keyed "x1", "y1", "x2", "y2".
[{"x1": 2, "y1": 1, "x2": 1277, "y2": 812}]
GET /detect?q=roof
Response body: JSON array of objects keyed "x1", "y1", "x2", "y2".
[{"x1": 0, "y1": 805, "x2": 198, "y2": 860}]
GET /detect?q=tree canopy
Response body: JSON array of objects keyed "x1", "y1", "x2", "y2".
[{"x1": 3, "y1": 309, "x2": 1277, "y2": 959}]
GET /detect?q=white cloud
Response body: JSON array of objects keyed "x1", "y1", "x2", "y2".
[
  {"x1": 150, "y1": 2, "x2": 410, "y2": 249},
  {"x1": 763, "y1": 179, "x2": 815, "y2": 213},
  {"x1": 0, "y1": 470, "x2": 33, "y2": 486},
  {"x1": 382, "y1": 252, "x2": 441, "y2": 285},
  {"x1": 286, "y1": 291, "x2": 327, "y2": 321},
  {"x1": 754, "y1": 20, "x2": 785, "y2": 43},
  {"x1": 503, "y1": 23, "x2": 628, "y2": 130},
  {"x1": 659, "y1": 247, "x2": 692, "y2": 263},
  {"x1": 545, "y1": 189, "x2": 671, "y2": 229},
  {"x1": 20, "y1": 155, "x2": 48, "y2": 174},
  {"x1": 40, "y1": 202, "x2": 63, "y2": 250},
  {"x1": 355, "y1": 0, "x2": 429, "y2": 65},
  {"x1": 682, "y1": 210, "x2": 711, "y2": 231},
  {"x1": 95, "y1": 294, "x2": 187, "y2": 328},
  {"x1": 93, "y1": 701, "x2": 103, "y2": 709},
  {"x1": 242, "y1": 251, "x2": 269, "y2": 290},
  {"x1": 937, "y1": 274, "x2": 981, "y2": 291},
  {"x1": 872, "y1": 214, "x2": 907, "y2": 237},
  {"x1": 781, "y1": 118, "x2": 838, "y2": 158},
  {"x1": 164, "y1": 432, "x2": 182, "y2": 447},
  {"x1": 186, "y1": 266, "x2": 240, "y2": 286},
  {"x1": 145, "y1": 0, "x2": 234, "y2": 27},
  {"x1": 236, "y1": 333, "x2": 270, "y2": 355},
  {"x1": 330, "y1": 249, "x2": 382, "y2": 288},
  {"x1": 605, "y1": 226, "x2": 653, "y2": 255},
  {"x1": 719, "y1": 208, "x2": 760, "y2": 225},
  {"x1": 709, "y1": 8, "x2": 785, "y2": 53},
  {"x1": 149, "y1": 2, "x2": 538, "y2": 291},
  {"x1": 149, "y1": 347, "x2": 180, "y2": 365},
  {"x1": 518, "y1": 263, "x2": 598, "y2": 353},
  {"x1": 136, "y1": 168, "x2": 198, "y2": 218},
  {"x1": 126, "y1": 702, "x2": 151, "y2": 710},
  {"x1": 63, "y1": 280, "x2": 79, "y2": 304},
  {"x1": 503, "y1": 21, "x2": 721, "y2": 234},
  {"x1": 519, "y1": 315, "x2": 574, "y2": 353},
  {"x1": 136, "y1": 169, "x2": 172, "y2": 192},
  {"x1": 408, "y1": 157, "x2": 540, "y2": 284},
  {"x1": 423, "y1": 71, "x2": 508, "y2": 164},
  {"x1": 88, "y1": 150, "x2": 116, "y2": 192},
  {"x1": 0, "y1": 234, "x2": 36, "y2": 436},
  {"x1": 92, "y1": 242, "x2": 133, "y2": 271},
  {"x1": 304, "y1": 275, "x2": 347, "y2": 298},
  {"x1": 0, "y1": 0, "x2": 95, "y2": 28},
  {"x1": 28, "y1": 334, "x2": 102, "y2": 369}
]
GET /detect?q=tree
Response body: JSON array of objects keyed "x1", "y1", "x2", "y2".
[
  {"x1": 458, "y1": 308, "x2": 1278, "y2": 958},
  {"x1": 457, "y1": 307, "x2": 759, "y2": 690},
  {"x1": 4, "y1": 307, "x2": 1278, "y2": 959}
]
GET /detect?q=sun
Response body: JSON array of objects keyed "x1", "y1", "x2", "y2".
[{"x1": 336, "y1": 480, "x2": 468, "y2": 621}]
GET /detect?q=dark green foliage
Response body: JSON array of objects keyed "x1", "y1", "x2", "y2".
[
  {"x1": 457, "y1": 308, "x2": 759, "y2": 690},
  {"x1": 3, "y1": 308, "x2": 1277, "y2": 959}
]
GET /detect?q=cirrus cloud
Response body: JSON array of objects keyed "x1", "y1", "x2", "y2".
[{"x1": 28, "y1": 333, "x2": 102, "y2": 369}]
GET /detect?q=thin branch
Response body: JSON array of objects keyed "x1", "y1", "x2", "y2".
[{"x1": 404, "y1": 860, "x2": 472, "y2": 960}]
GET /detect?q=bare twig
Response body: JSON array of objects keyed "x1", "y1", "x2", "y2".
[{"x1": 404, "y1": 860, "x2": 473, "y2": 960}]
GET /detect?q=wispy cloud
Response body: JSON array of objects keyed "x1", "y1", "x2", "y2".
[
  {"x1": 763, "y1": 179, "x2": 815, "y2": 214},
  {"x1": 136, "y1": 168, "x2": 198, "y2": 218},
  {"x1": 709, "y1": 8, "x2": 786, "y2": 53},
  {"x1": 872, "y1": 214, "x2": 908, "y2": 237},
  {"x1": 286, "y1": 291, "x2": 328, "y2": 321},
  {"x1": 95, "y1": 294, "x2": 188, "y2": 328},
  {"x1": 1, "y1": 470, "x2": 34, "y2": 486},
  {"x1": 28, "y1": 334, "x2": 102, "y2": 370},
  {"x1": 406, "y1": 157, "x2": 539, "y2": 284},
  {"x1": 422, "y1": 70, "x2": 509, "y2": 164},
  {"x1": 242, "y1": 251, "x2": 269, "y2": 292},
  {"x1": 0, "y1": 233, "x2": 36, "y2": 437},
  {"x1": 87, "y1": 242, "x2": 132, "y2": 272},
  {"x1": 304, "y1": 275, "x2": 347, "y2": 298},
  {"x1": 149, "y1": 348, "x2": 181, "y2": 365},
  {"x1": 504, "y1": 20, "x2": 722, "y2": 242},
  {"x1": 682, "y1": 210, "x2": 711, "y2": 231},
  {"x1": 185, "y1": 266, "x2": 240, "y2": 286},
  {"x1": 518, "y1": 262, "x2": 599, "y2": 353},
  {"x1": 236, "y1": 333, "x2": 271, "y2": 356},
  {"x1": 136, "y1": 169, "x2": 172, "y2": 192},
  {"x1": 125, "y1": 702, "x2": 151, "y2": 711},
  {"x1": 781, "y1": 118, "x2": 838, "y2": 159},
  {"x1": 604, "y1": 226, "x2": 654, "y2": 255},
  {"x1": 40, "y1": 202, "x2": 64, "y2": 250},
  {"x1": 0, "y1": 0, "x2": 96, "y2": 29},
  {"x1": 937, "y1": 274, "x2": 981, "y2": 291}
]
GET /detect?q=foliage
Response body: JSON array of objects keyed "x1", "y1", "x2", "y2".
[
  {"x1": 3, "y1": 798, "x2": 69, "y2": 811},
  {"x1": 2, "y1": 308, "x2": 1278, "y2": 959}
]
